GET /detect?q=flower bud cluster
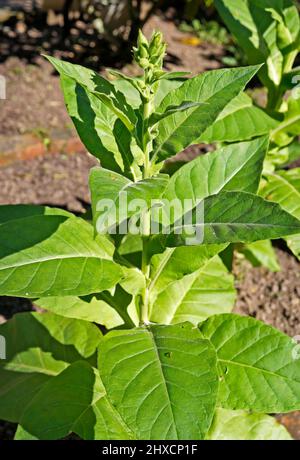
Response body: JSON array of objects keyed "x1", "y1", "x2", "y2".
[{"x1": 133, "y1": 30, "x2": 166, "y2": 90}]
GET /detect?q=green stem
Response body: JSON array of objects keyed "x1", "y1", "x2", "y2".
[
  {"x1": 267, "y1": 86, "x2": 284, "y2": 112},
  {"x1": 140, "y1": 235, "x2": 150, "y2": 325},
  {"x1": 139, "y1": 92, "x2": 154, "y2": 325},
  {"x1": 142, "y1": 98, "x2": 153, "y2": 180}
]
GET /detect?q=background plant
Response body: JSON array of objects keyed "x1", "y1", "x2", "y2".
[
  {"x1": 1, "y1": 30, "x2": 300, "y2": 440},
  {"x1": 198, "y1": 0, "x2": 300, "y2": 270}
]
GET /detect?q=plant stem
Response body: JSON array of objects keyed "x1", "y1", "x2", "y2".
[
  {"x1": 139, "y1": 92, "x2": 154, "y2": 325},
  {"x1": 142, "y1": 98, "x2": 152, "y2": 179},
  {"x1": 140, "y1": 235, "x2": 150, "y2": 325},
  {"x1": 267, "y1": 86, "x2": 283, "y2": 112}
]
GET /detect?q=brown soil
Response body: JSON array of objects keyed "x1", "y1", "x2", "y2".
[
  {"x1": 234, "y1": 248, "x2": 300, "y2": 337},
  {"x1": 0, "y1": 150, "x2": 97, "y2": 213},
  {"x1": 0, "y1": 57, "x2": 71, "y2": 136}
]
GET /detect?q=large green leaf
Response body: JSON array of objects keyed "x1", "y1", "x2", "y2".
[
  {"x1": 46, "y1": 57, "x2": 139, "y2": 178},
  {"x1": 0, "y1": 213, "x2": 124, "y2": 297},
  {"x1": 154, "y1": 78, "x2": 186, "y2": 108},
  {"x1": 35, "y1": 295, "x2": 123, "y2": 329},
  {"x1": 150, "y1": 255, "x2": 236, "y2": 325},
  {"x1": 199, "y1": 93, "x2": 278, "y2": 143},
  {"x1": 163, "y1": 137, "x2": 269, "y2": 213},
  {"x1": 36, "y1": 267, "x2": 144, "y2": 329},
  {"x1": 152, "y1": 65, "x2": 261, "y2": 161},
  {"x1": 90, "y1": 167, "x2": 168, "y2": 233},
  {"x1": 149, "y1": 244, "x2": 227, "y2": 299},
  {"x1": 262, "y1": 169, "x2": 300, "y2": 259},
  {"x1": 46, "y1": 56, "x2": 136, "y2": 128},
  {"x1": 0, "y1": 312, "x2": 102, "y2": 422},
  {"x1": 262, "y1": 169, "x2": 300, "y2": 220},
  {"x1": 0, "y1": 204, "x2": 73, "y2": 224},
  {"x1": 207, "y1": 408, "x2": 292, "y2": 440},
  {"x1": 18, "y1": 361, "x2": 133, "y2": 440},
  {"x1": 200, "y1": 313, "x2": 300, "y2": 412},
  {"x1": 98, "y1": 323, "x2": 219, "y2": 440},
  {"x1": 162, "y1": 190, "x2": 300, "y2": 246},
  {"x1": 215, "y1": 0, "x2": 299, "y2": 90}
]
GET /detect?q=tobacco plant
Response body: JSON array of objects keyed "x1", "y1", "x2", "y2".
[
  {"x1": 214, "y1": 0, "x2": 300, "y2": 267},
  {"x1": 1, "y1": 31, "x2": 300, "y2": 441}
]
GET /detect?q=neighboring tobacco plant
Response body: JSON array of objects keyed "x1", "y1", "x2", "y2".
[
  {"x1": 1, "y1": 30, "x2": 300, "y2": 441},
  {"x1": 214, "y1": 0, "x2": 300, "y2": 268}
]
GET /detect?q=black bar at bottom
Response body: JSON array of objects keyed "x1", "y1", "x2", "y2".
[{"x1": 0, "y1": 440, "x2": 294, "y2": 457}]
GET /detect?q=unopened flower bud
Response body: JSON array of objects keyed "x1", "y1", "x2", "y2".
[
  {"x1": 137, "y1": 30, "x2": 149, "y2": 49},
  {"x1": 149, "y1": 31, "x2": 163, "y2": 53},
  {"x1": 153, "y1": 69, "x2": 166, "y2": 80}
]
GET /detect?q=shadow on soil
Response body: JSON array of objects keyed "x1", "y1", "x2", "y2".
[{"x1": 0, "y1": 7, "x2": 132, "y2": 69}]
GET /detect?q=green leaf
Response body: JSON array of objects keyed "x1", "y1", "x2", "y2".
[
  {"x1": 90, "y1": 90, "x2": 136, "y2": 132},
  {"x1": 35, "y1": 269, "x2": 144, "y2": 330},
  {"x1": 59, "y1": 74, "x2": 123, "y2": 171},
  {"x1": 150, "y1": 255, "x2": 236, "y2": 325},
  {"x1": 265, "y1": 146, "x2": 290, "y2": 171},
  {"x1": 149, "y1": 244, "x2": 227, "y2": 298},
  {"x1": 46, "y1": 56, "x2": 136, "y2": 129},
  {"x1": 89, "y1": 167, "x2": 130, "y2": 230},
  {"x1": 98, "y1": 323, "x2": 219, "y2": 440},
  {"x1": 0, "y1": 204, "x2": 73, "y2": 224},
  {"x1": 159, "y1": 72, "x2": 190, "y2": 80},
  {"x1": 109, "y1": 76, "x2": 142, "y2": 109},
  {"x1": 0, "y1": 312, "x2": 102, "y2": 422},
  {"x1": 162, "y1": 190, "x2": 300, "y2": 246},
  {"x1": 35, "y1": 295, "x2": 123, "y2": 329},
  {"x1": 239, "y1": 240, "x2": 280, "y2": 272},
  {"x1": 276, "y1": 141, "x2": 300, "y2": 168},
  {"x1": 262, "y1": 170, "x2": 300, "y2": 219},
  {"x1": 14, "y1": 425, "x2": 39, "y2": 440},
  {"x1": 150, "y1": 101, "x2": 205, "y2": 124},
  {"x1": 198, "y1": 93, "x2": 278, "y2": 143},
  {"x1": 97, "y1": 287, "x2": 137, "y2": 328},
  {"x1": 154, "y1": 78, "x2": 185, "y2": 108},
  {"x1": 215, "y1": 0, "x2": 299, "y2": 89},
  {"x1": 287, "y1": 234, "x2": 300, "y2": 259},
  {"x1": 18, "y1": 361, "x2": 133, "y2": 440},
  {"x1": 262, "y1": 169, "x2": 300, "y2": 259},
  {"x1": 46, "y1": 57, "x2": 138, "y2": 178},
  {"x1": 200, "y1": 313, "x2": 300, "y2": 412},
  {"x1": 272, "y1": 98, "x2": 300, "y2": 147},
  {"x1": 207, "y1": 408, "x2": 292, "y2": 440},
  {"x1": 163, "y1": 137, "x2": 269, "y2": 213},
  {"x1": 89, "y1": 167, "x2": 168, "y2": 233},
  {"x1": 152, "y1": 65, "x2": 261, "y2": 161},
  {"x1": 120, "y1": 267, "x2": 146, "y2": 296},
  {"x1": 0, "y1": 213, "x2": 124, "y2": 297}
]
